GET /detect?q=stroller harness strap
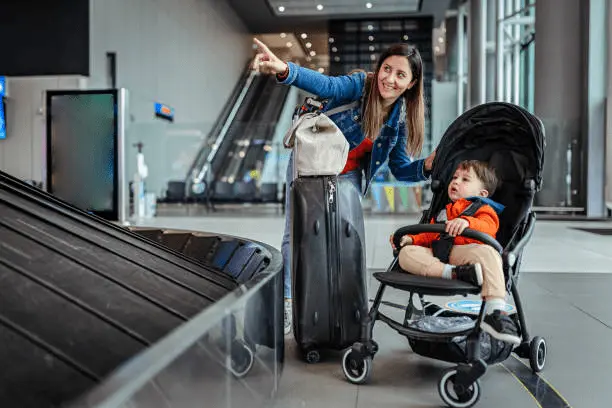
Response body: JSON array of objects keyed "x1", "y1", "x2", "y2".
[{"x1": 431, "y1": 200, "x2": 484, "y2": 263}]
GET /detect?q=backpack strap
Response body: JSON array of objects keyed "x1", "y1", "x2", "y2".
[
  {"x1": 324, "y1": 100, "x2": 360, "y2": 117},
  {"x1": 431, "y1": 200, "x2": 485, "y2": 263}
]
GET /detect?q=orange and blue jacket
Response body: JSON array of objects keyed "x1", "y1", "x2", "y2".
[{"x1": 408, "y1": 197, "x2": 504, "y2": 248}]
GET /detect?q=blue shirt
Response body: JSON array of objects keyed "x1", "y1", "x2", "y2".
[{"x1": 278, "y1": 62, "x2": 428, "y2": 194}]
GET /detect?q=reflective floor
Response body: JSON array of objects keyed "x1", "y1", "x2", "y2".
[{"x1": 140, "y1": 205, "x2": 612, "y2": 408}]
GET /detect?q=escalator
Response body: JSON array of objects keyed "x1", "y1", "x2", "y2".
[
  {"x1": 212, "y1": 75, "x2": 290, "y2": 202},
  {"x1": 184, "y1": 65, "x2": 265, "y2": 202},
  {"x1": 0, "y1": 171, "x2": 239, "y2": 407}
]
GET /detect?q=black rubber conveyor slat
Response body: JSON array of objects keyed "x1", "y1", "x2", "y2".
[{"x1": 0, "y1": 171, "x2": 238, "y2": 407}]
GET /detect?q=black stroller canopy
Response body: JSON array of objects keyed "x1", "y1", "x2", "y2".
[
  {"x1": 427, "y1": 102, "x2": 546, "y2": 248},
  {"x1": 431, "y1": 102, "x2": 545, "y2": 193}
]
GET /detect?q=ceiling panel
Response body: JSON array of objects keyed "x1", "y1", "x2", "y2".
[{"x1": 267, "y1": 0, "x2": 421, "y2": 17}]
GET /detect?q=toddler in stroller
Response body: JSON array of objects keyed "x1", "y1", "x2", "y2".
[
  {"x1": 341, "y1": 102, "x2": 547, "y2": 408},
  {"x1": 394, "y1": 159, "x2": 520, "y2": 346}
]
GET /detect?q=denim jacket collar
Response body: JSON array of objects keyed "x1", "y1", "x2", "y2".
[{"x1": 385, "y1": 97, "x2": 406, "y2": 129}]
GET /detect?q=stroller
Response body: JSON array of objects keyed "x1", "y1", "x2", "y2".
[{"x1": 340, "y1": 102, "x2": 546, "y2": 408}]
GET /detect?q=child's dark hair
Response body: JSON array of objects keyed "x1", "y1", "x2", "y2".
[{"x1": 457, "y1": 160, "x2": 499, "y2": 196}]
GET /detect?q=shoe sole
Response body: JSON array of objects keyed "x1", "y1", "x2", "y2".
[{"x1": 481, "y1": 321, "x2": 521, "y2": 345}]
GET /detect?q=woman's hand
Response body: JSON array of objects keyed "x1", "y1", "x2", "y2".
[
  {"x1": 424, "y1": 149, "x2": 436, "y2": 172},
  {"x1": 252, "y1": 38, "x2": 288, "y2": 75}
]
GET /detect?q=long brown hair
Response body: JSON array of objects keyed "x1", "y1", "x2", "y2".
[{"x1": 362, "y1": 44, "x2": 425, "y2": 157}]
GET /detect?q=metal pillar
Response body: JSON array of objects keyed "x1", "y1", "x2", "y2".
[
  {"x1": 468, "y1": 0, "x2": 487, "y2": 107},
  {"x1": 456, "y1": 2, "x2": 467, "y2": 115},
  {"x1": 495, "y1": 0, "x2": 534, "y2": 104}
]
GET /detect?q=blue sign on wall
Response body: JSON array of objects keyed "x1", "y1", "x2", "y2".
[
  {"x1": 154, "y1": 102, "x2": 174, "y2": 122},
  {"x1": 444, "y1": 299, "x2": 516, "y2": 315},
  {"x1": 0, "y1": 76, "x2": 6, "y2": 140}
]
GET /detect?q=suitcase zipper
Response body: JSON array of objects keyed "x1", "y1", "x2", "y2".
[{"x1": 327, "y1": 177, "x2": 341, "y2": 343}]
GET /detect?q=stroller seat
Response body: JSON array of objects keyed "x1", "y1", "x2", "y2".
[{"x1": 374, "y1": 269, "x2": 480, "y2": 296}]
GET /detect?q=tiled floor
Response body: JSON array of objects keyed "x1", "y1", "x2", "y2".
[{"x1": 138, "y1": 206, "x2": 612, "y2": 408}]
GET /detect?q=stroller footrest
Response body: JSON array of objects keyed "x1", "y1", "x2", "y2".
[{"x1": 373, "y1": 271, "x2": 481, "y2": 296}]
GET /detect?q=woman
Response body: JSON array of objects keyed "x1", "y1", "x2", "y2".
[{"x1": 253, "y1": 38, "x2": 436, "y2": 334}]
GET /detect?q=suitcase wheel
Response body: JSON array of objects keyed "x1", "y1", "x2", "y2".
[
  {"x1": 305, "y1": 349, "x2": 321, "y2": 364},
  {"x1": 314, "y1": 220, "x2": 320, "y2": 234}
]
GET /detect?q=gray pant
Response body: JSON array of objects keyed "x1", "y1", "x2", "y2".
[{"x1": 281, "y1": 154, "x2": 363, "y2": 299}]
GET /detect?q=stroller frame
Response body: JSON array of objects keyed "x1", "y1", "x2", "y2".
[
  {"x1": 342, "y1": 218, "x2": 545, "y2": 408},
  {"x1": 341, "y1": 102, "x2": 547, "y2": 408}
]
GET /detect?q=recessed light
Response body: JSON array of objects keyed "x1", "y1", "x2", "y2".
[
  {"x1": 366, "y1": 2, "x2": 373, "y2": 8},
  {"x1": 370, "y1": 54, "x2": 376, "y2": 61},
  {"x1": 329, "y1": 37, "x2": 335, "y2": 43},
  {"x1": 306, "y1": 56, "x2": 312, "y2": 61},
  {"x1": 310, "y1": 50, "x2": 316, "y2": 56},
  {"x1": 435, "y1": 46, "x2": 440, "y2": 53},
  {"x1": 278, "y1": 6, "x2": 285, "y2": 12},
  {"x1": 286, "y1": 42, "x2": 293, "y2": 47},
  {"x1": 280, "y1": 32, "x2": 287, "y2": 38},
  {"x1": 334, "y1": 56, "x2": 340, "y2": 62},
  {"x1": 332, "y1": 46, "x2": 338, "y2": 52},
  {"x1": 317, "y1": 4, "x2": 324, "y2": 11},
  {"x1": 369, "y1": 45, "x2": 375, "y2": 51},
  {"x1": 403, "y1": 35, "x2": 409, "y2": 41},
  {"x1": 301, "y1": 33, "x2": 308, "y2": 39},
  {"x1": 318, "y1": 68, "x2": 324, "y2": 73},
  {"x1": 368, "y1": 35, "x2": 374, "y2": 41},
  {"x1": 438, "y1": 37, "x2": 444, "y2": 43},
  {"x1": 368, "y1": 24, "x2": 374, "y2": 31},
  {"x1": 306, "y1": 42, "x2": 312, "y2": 48}
]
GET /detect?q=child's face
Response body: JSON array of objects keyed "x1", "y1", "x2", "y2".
[{"x1": 447, "y1": 166, "x2": 489, "y2": 201}]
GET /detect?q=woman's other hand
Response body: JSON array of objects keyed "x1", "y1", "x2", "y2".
[
  {"x1": 253, "y1": 38, "x2": 288, "y2": 75},
  {"x1": 424, "y1": 149, "x2": 436, "y2": 172}
]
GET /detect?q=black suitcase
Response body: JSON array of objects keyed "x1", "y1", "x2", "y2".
[{"x1": 291, "y1": 175, "x2": 368, "y2": 363}]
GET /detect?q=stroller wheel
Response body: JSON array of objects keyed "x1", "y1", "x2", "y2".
[
  {"x1": 438, "y1": 368, "x2": 481, "y2": 408},
  {"x1": 228, "y1": 340, "x2": 254, "y2": 379},
  {"x1": 529, "y1": 336, "x2": 546, "y2": 373},
  {"x1": 342, "y1": 348, "x2": 372, "y2": 385}
]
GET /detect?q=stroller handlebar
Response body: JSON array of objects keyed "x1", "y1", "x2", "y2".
[{"x1": 392, "y1": 224, "x2": 503, "y2": 254}]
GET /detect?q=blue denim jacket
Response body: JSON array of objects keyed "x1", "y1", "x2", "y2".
[{"x1": 279, "y1": 62, "x2": 428, "y2": 194}]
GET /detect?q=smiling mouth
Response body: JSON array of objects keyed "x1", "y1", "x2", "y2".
[{"x1": 382, "y1": 83, "x2": 395, "y2": 92}]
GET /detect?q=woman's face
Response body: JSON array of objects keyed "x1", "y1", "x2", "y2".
[{"x1": 377, "y1": 55, "x2": 414, "y2": 104}]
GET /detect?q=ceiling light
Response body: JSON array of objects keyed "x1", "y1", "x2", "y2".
[
  {"x1": 306, "y1": 56, "x2": 312, "y2": 61},
  {"x1": 369, "y1": 45, "x2": 375, "y2": 51},
  {"x1": 278, "y1": 6, "x2": 285, "y2": 12},
  {"x1": 370, "y1": 54, "x2": 376, "y2": 61},
  {"x1": 329, "y1": 37, "x2": 335, "y2": 43},
  {"x1": 306, "y1": 42, "x2": 312, "y2": 48},
  {"x1": 366, "y1": 2, "x2": 373, "y2": 8},
  {"x1": 368, "y1": 24, "x2": 374, "y2": 31},
  {"x1": 286, "y1": 42, "x2": 293, "y2": 47},
  {"x1": 310, "y1": 50, "x2": 316, "y2": 56},
  {"x1": 301, "y1": 33, "x2": 308, "y2": 39},
  {"x1": 334, "y1": 56, "x2": 340, "y2": 62},
  {"x1": 403, "y1": 34, "x2": 409, "y2": 41},
  {"x1": 317, "y1": 4, "x2": 324, "y2": 11},
  {"x1": 280, "y1": 33, "x2": 287, "y2": 38},
  {"x1": 368, "y1": 35, "x2": 374, "y2": 41},
  {"x1": 318, "y1": 68, "x2": 324, "y2": 73},
  {"x1": 435, "y1": 46, "x2": 440, "y2": 53},
  {"x1": 332, "y1": 46, "x2": 338, "y2": 52},
  {"x1": 438, "y1": 37, "x2": 444, "y2": 43}
]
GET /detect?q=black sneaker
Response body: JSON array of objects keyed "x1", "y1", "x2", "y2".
[
  {"x1": 481, "y1": 310, "x2": 521, "y2": 345},
  {"x1": 453, "y1": 263, "x2": 483, "y2": 286}
]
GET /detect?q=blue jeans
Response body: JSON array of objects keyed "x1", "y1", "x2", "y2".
[{"x1": 281, "y1": 155, "x2": 363, "y2": 299}]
